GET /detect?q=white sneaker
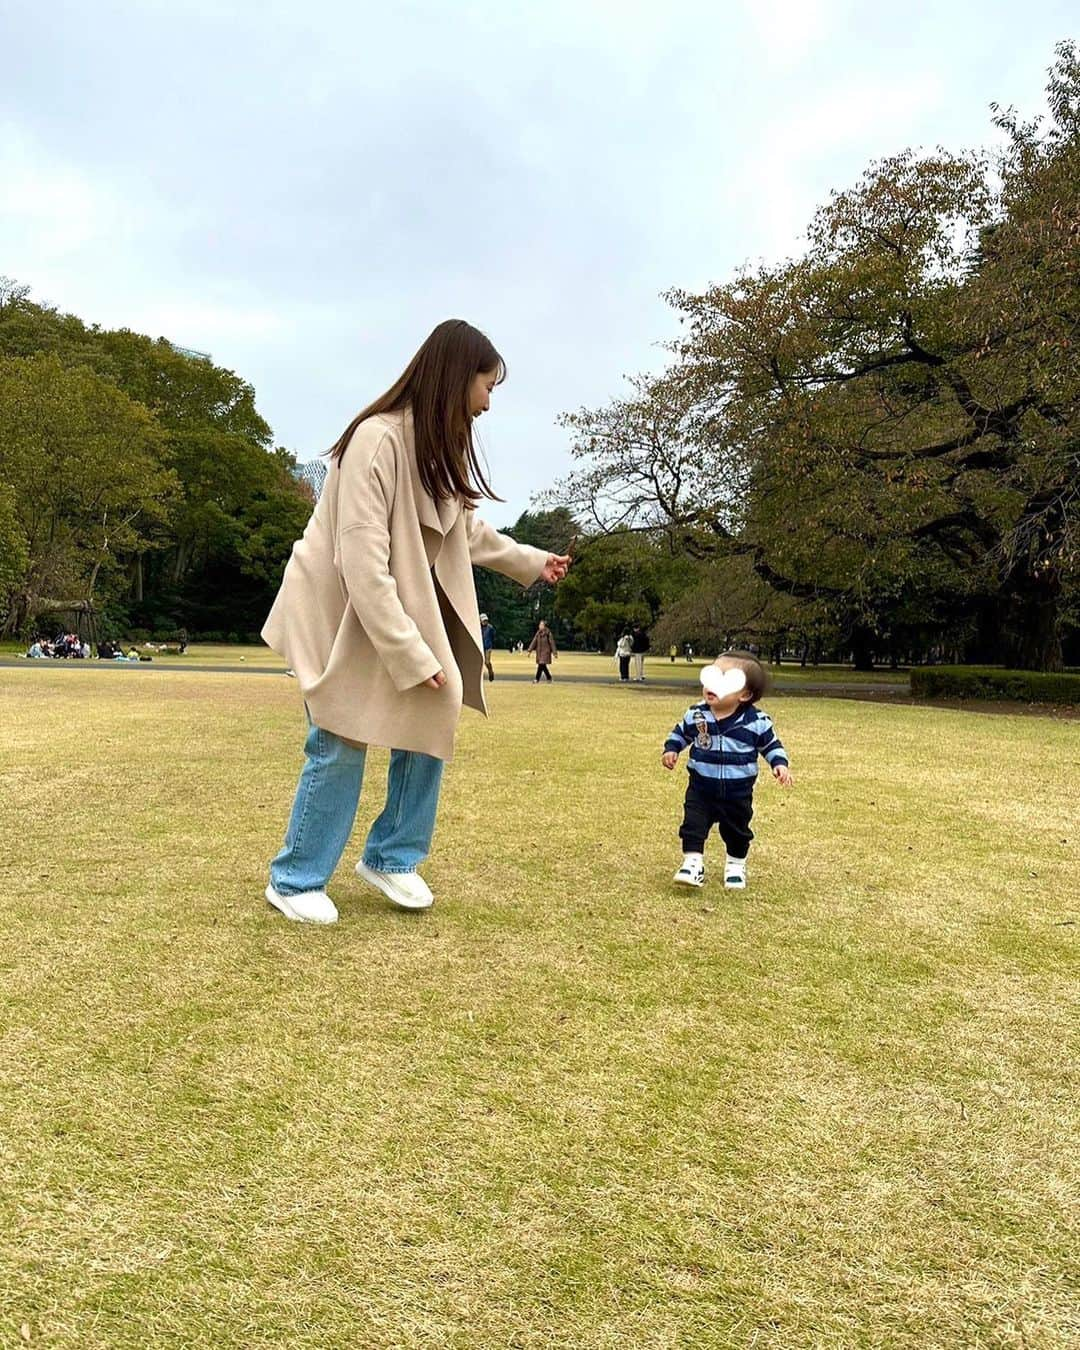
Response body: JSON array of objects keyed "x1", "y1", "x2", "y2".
[
  {"x1": 355, "y1": 860, "x2": 434, "y2": 911},
  {"x1": 724, "y1": 860, "x2": 747, "y2": 890},
  {"x1": 265, "y1": 883, "x2": 338, "y2": 924},
  {"x1": 673, "y1": 858, "x2": 706, "y2": 888}
]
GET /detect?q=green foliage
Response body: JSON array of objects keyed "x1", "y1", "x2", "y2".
[
  {"x1": 0, "y1": 283, "x2": 311, "y2": 637},
  {"x1": 475, "y1": 507, "x2": 582, "y2": 647},
  {"x1": 508, "y1": 507, "x2": 577, "y2": 555},
  {"x1": 0, "y1": 480, "x2": 29, "y2": 623},
  {"x1": 646, "y1": 553, "x2": 805, "y2": 654},
  {"x1": 0, "y1": 353, "x2": 175, "y2": 633},
  {"x1": 910, "y1": 666, "x2": 1080, "y2": 704},
  {"x1": 553, "y1": 530, "x2": 696, "y2": 647},
  {"x1": 548, "y1": 44, "x2": 1080, "y2": 672}
]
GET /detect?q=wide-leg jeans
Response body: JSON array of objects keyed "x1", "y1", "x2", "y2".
[{"x1": 270, "y1": 720, "x2": 444, "y2": 896}]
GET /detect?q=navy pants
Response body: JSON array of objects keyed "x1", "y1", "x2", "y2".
[{"x1": 679, "y1": 777, "x2": 754, "y2": 858}]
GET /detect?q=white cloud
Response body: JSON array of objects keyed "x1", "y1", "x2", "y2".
[
  {"x1": 0, "y1": 125, "x2": 148, "y2": 257},
  {"x1": 741, "y1": 0, "x2": 840, "y2": 68},
  {"x1": 728, "y1": 68, "x2": 948, "y2": 261},
  {"x1": 0, "y1": 0, "x2": 1069, "y2": 518}
]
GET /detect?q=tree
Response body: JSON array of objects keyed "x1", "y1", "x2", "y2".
[
  {"x1": 551, "y1": 529, "x2": 697, "y2": 649},
  {"x1": 474, "y1": 507, "x2": 581, "y2": 647},
  {"x1": 0, "y1": 286, "x2": 312, "y2": 639},
  {"x1": 0, "y1": 354, "x2": 176, "y2": 635},
  {"x1": 548, "y1": 44, "x2": 1080, "y2": 670},
  {"x1": 0, "y1": 480, "x2": 28, "y2": 627}
]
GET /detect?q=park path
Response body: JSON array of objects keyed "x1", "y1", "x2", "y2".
[{"x1": 0, "y1": 656, "x2": 903, "y2": 697}]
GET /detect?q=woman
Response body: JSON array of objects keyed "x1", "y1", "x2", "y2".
[
  {"x1": 527, "y1": 619, "x2": 558, "y2": 682},
  {"x1": 615, "y1": 631, "x2": 633, "y2": 682},
  {"x1": 262, "y1": 320, "x2": 570, "y2": 923}
]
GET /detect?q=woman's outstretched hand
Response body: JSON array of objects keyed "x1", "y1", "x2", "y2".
[
  {"x1": 425, "y1": 670, "x2": 447, "y2": 690},
  {"x1": 541, "y1": 553, "x2": 571, "y2": 584}
]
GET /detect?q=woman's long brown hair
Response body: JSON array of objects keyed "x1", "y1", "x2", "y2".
[{"x1": 327, "y1": 319, "x2": 505, "y2": 506}]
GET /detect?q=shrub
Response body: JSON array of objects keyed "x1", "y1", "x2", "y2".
[{"x1": 910, "y1": 666, "x2": 1080, "y2": 704}]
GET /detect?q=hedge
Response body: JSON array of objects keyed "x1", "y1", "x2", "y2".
[{"x1": 910, "y1": 666, "x2": 1080, "y2": 704}]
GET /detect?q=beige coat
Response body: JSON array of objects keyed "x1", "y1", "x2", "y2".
[{"x1": 262, "y1": 408, "x2": 548, "y2": 761}]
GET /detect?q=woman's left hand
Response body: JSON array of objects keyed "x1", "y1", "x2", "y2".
[{"x1": 541, "y1": 553, "x2": 571, "y2": 584}]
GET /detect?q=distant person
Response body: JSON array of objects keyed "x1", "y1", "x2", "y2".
[
  {"x1": 630, "y1": 623, "x2": 650, "y2": 682},
  {"x1": 661, "y1": 651, "x2": 793, "y2": 891},
  {"x1": 480, "y1": 612, "x2": 496, "y2": 681},
  {"x1": 261, "y1": 319, "x2": 570, "y2": 924},
  {"x1": 669, "y1": 644, "x2": 677, "y2": 663},
  {"x1": 615, "y1": 631, "x2": 633, "y2": 682},
  {"x1": 684, "y1": 643, "x2": 694, "y2": 663},
  {"x1": 27, "y1": 640, "x2": 47, "y2": 659},
  {"x1": 527, "y1": 619, "x2": 557, "y2": 682}
]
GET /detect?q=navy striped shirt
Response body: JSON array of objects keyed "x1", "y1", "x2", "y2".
[{"x1": 665, "y1": 701, "x2": 789, "y2": 796}]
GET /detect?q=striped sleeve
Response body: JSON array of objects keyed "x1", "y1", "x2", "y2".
[
  {"x1": 664, "y1": 709, "x2": 694, "y2": 754},
  {"x1": 755, "y1": 713, "x2": 788, "y2": 767}
]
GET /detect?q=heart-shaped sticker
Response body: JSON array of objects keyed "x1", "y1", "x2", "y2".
[{"x1": 700, "y1": 665, "x2": 747, "y2": 698}]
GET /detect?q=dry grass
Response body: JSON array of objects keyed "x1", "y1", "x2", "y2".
[
  {"x1": 1, "y1": 641, "x2": 909, "y2": 685},
  {"x1": 0, "y1": 668, "x2": 1076, "y2": 1348}
]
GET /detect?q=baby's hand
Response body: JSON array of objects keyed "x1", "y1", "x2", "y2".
[
  {"x1": 661, "y1": 751, "x2": 679, "y2": 771},
  {"x1": 773, "y1": 765, "x2": 794, "y2": 787}
]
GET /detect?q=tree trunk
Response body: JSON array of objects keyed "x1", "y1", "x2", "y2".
[
  {"x1": 1000, "y1": 568, "x2": 1063, "y2": 671},
  {"x1": 850, "y1": 624, "x2": 875, "y2": 671},
  {"x1": 2, "y1": 591, "x2": 32, "y2": 639}
]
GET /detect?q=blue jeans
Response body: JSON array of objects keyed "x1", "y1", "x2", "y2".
[{"x1": 270, "y1": 721, "x2": 444, "y2": 896}]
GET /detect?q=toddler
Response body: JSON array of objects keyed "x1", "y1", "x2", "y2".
[{"x1": 661, "y1": 651, "x2": 793, "y2": 889}]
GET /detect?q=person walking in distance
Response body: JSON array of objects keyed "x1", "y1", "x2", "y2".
[
  {"x1": 480, "y1": 612, "x2": 496, "y2": 681},
  {"x1": 527, "y1": 619, "x2": 557, "y2": 682},
  {"x1": 261, "y1": 320, "x2": 571, "y2": 923},
  {"x1": 630, "y1": 623, "x2": 650, "y2": 682}
]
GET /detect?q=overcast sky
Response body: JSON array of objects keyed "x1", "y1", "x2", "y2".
[{"x1": 1, "y1": 0, "x2": 1074, "y2": 526}]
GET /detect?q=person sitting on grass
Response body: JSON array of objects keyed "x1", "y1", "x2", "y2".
[{"x1": 661, "y1": 650, "x2": 793, "y2": 891}]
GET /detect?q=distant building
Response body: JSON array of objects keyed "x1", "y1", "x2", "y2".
[
  {"x1": 167, "y1": 342, "x2": 212, "y2": 362},
  {"x1": 292, "y1": 457, "x2": 328, "y2": 500}
]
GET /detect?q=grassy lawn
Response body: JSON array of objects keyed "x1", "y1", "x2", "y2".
[
  {"x1": 1, "y1": 641, "x2": 908, "y2": 685},
  {"x1": 0, "y1": 641, "x2": 285, "y2": 670},
  {"x1": 0, "y1": 668, "x2": 1076, "y2": 1347}
]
